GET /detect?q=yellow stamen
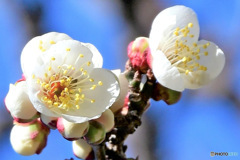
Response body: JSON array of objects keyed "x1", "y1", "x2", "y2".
[
  {"x1": 98, "y1": 81, "x2": 103, "y2": 86},
  {"x1": 188, "y1": 23, "x2": 193, "y2": 28}
]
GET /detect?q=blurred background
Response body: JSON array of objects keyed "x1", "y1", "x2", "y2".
[{"x1": 0, "y1": 0, "x2": 240, "y2": 159}]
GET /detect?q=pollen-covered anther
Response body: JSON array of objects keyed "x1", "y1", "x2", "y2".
[
  {"x1": 63, "y1": 70, "x2": 68, "y2": 75},
  {"x1": 98, "y1": 81, "x2": 103, "y2": 86},
  {"x1": 50, "y1": 40, "x2": 56, "y2": 44},
  {"x1": 188, "y1": 23, "x2": 193, "y2": 28},
  {"x1": 163, "y1": 23, "x2": 211, "y2": 76},
  {"x1": 67, "y1": 65, "x2": 72, "y2": 69},
  {"x1": 78, "y1": 88, "x2": 82, "y2": 93},
  {"x1": 66, "y1": 48, "x2": 71, "y2": 51},
  {"x1": 76, "y1": 105, "x2": 80, "y2": 109},
  {"x1": 66, "y1": 78, "x2": 72, "y2": 82},
  {"x1": 64, "y1": 88, "x2": 69, "y2": 92},
  {"x1": 90, "y1": 85, "x2": 97, "y2": 90},
  {"x1": 83, "y1": 71, "x2": 88, "y2": 75}
]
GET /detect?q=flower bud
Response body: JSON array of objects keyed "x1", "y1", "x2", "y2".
[
  {"x1": 10, "y1": 120, "x2": 50, "y2": 155},
  {"x1": 94, "y1": 109, "x2": 114, "y2": 132},
  {"x1": 163, "y1": 88, "x2": 182, "y2": 105},
  {"x1": 40, "y1": 114, "x2": 58, "y2": 129},
  {"x1": 72, "y1": 139, "x2": 95, "y2": 160},
  {"x1": 127, "y1": 37, "x2": 150, "y2": 73},
  {"x1": 5, "y1": 81, "x2": 38, "y2": 122},
  {"x1": 110, "y1": 70, "x2": 129, "y2": 113},
  {"x1": 84, "y1": 121, "x2": 106, "y2": 145},
  {"x1": 57, "y1": 118, "x2": 89, "y2": 141},
  {"x1": 152, "y1": 83, "x2": 181, "y2": 105}
]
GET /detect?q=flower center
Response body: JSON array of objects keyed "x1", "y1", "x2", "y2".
[
  {"x1": 32, "y1": 45, "x2": 103, "y2": 111},
  {"x1": 161, "y1": 23, "x2": 209, "y2": 75}
]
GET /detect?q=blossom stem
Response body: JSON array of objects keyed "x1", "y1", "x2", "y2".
[{"x1": 94, "y1": 62, "x2": 155, "y2": 160}]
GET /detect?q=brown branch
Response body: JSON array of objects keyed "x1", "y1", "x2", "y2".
[{"x1": 94, "y1": 62, "x2": 156, "y2": 160}]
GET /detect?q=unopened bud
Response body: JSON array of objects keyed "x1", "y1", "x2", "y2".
[
  {"x1": 5, "y1": 81, "x2": 38, "y2": 122},
  {"x1": 84, "y1": 121, "x2": 106, "y2": 145},
  {"x1": 72, "y1": 139, "x2": 95, "y2": 160},
  {"x1": 127, "y1": 37, "x2": 150, "y2": 73},
  {"x1": 94, "y1": 109, "x2": 114, "y2": 132},
  {"x1": 163, "y1": 88, "x2": 182, "y2": 105},
  {"x1": 57, "y1": 118, "x2": 89, "y2": 141},
  {"x1": 110, "y1": 70, "x2": 129, "y2": 113},
  {"x1": 10, "y1": 120, "x2": 50, "y2": 155},
  {"x1": 152, "y1": 83, "x2": 181, "y2": 105}
]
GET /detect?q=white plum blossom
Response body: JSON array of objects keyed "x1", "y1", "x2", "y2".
[
  {"x1": 21, "y1": 32, "x2": 120, "y2": 123},
  {"x1": 149, "y1": 5, "x2": 225, "y2": 92}
]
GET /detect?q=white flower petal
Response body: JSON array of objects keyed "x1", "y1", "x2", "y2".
[
  {"x1": 196, "y1": 40, "x2": 225, "y2": 80},
  {"x1": 61, "y1": 115, "x2": 92, "y2": 124},
  {"x1": 182, "y1": 40, "x2": 225, "y2": 89},
  {"x1": 149, "y1": 5, "x2": 199, "y2": 54},
  {"x1": 42, "y1": 40, "x2": 94, "y2": 73},
  {"x1": 111, "y1": 69, "x2": 121, "y2": 76},
  {"x1": 83, "y1": 43, "x2": 103, "y2": 68},
  {"x1": 62, "y1": 68, "x2": 120, "y2": 123},
  {"x1": 21, "y1": 32, "x2": 72, "y2": 77},
  {"x1": 152, "y1": 50, "x2": 185, "y2": 91}
]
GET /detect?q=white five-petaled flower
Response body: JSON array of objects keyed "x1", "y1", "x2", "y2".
[
  {"x1": 149, "y1": 5, "x2": 225, "y2": 92},
  {"x1": 21, "y1": 32, "x2": 120, "y2": 123}
]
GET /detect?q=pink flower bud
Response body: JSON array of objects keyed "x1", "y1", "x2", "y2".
[
  {"x1": 127, "y1": 37, "x2": 150, "y2": 73},
  {"x1": 10, "y1": 120, "x2": 50, "y2": 155}
]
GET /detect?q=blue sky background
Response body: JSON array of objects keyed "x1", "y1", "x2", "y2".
[{"x1": 0, "y1": 0, "x2": 240, "y2": 159}]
